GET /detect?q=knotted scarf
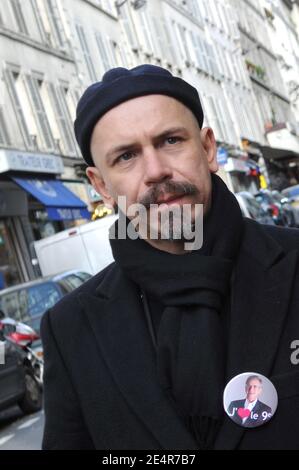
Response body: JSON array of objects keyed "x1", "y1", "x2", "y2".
[{"x1": 110, "y1": 174, "x2": 244, "y2": 448}]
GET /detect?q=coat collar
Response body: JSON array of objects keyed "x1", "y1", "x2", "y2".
[{"x1": 79, "y1": 219, "x2": 298, "y2": 450}]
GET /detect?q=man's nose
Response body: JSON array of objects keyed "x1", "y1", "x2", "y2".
[{"x1": 143, "y1": 147, "x2": 173, "y2": 185}]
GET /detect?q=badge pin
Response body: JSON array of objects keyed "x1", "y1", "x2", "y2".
[{"x1": 223, "y1": 372, "x2": 278, "y2": 428}]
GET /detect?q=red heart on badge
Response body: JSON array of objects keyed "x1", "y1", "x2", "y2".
[{"x1": 237, "y1": 408, "x2": 251, "y2": 419}]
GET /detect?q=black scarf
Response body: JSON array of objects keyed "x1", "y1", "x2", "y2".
[{"x1": 109, "y1": 174, "x2": 244, "y2": 449}]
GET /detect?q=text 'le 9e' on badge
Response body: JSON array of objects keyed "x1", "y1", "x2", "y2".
[{"x1": 223, "y1": 372, "x2": 278, "y2": 428}]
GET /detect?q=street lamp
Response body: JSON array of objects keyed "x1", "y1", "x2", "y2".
[{"x1": 115, "y1": 0, "x2": 147, "y2": 14}]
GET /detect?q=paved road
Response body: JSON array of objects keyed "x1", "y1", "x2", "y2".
[{"x1": 0, "y1": 406, "x2": 43, "y2": 450}]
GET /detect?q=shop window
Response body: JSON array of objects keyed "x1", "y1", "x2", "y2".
[{"x1": 0, "y1": 220, "x2": 22, "y2": 289}]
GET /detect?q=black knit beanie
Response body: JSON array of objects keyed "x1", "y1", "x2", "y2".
[{"x1": 74, "y1": 64, "x2": 204, "y2": 166}]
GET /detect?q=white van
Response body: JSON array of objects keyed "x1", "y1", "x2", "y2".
[{"x1": 33, "y1": 214, "x2": 118, "y2": 277}]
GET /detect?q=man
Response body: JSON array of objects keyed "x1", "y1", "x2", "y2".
[
  {"x1": 227, "y1": 376, "x2": 272, "y2": 427},
  {"x1": 41, "y1": 65, "x2": 299, "y2": 450}
]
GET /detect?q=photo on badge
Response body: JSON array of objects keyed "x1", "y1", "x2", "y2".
[{"x1": 223, "y1": 372, "x2": 278, "y2": 428}]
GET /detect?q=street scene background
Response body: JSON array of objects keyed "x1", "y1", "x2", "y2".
[{"x1": 0, "y1": 0, "x2": 299, "y2": 450}]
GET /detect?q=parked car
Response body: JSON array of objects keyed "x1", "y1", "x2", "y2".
[
  {"x1": 235, "y1": 192, "x2": 275, "y2": 225},
  {"x1": 254, "y1": 190, "x2": 295, "y2": 227},
  {"x1": 282, "y1": 184, "x2": 299, "y2": 227},
  {"x1": 0, "y1": 270, "x2": 92, "y2": 337},
  {"x1": 0, "y1": 314, "x2": 43, "y2": 386},
  {"x1": 0, "y1": 323, "x2": 42, "y2": 415}
]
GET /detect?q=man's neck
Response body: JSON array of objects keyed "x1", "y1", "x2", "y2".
[{"x1": 144, "y1": 237, "x2": 190, "y2": 255}]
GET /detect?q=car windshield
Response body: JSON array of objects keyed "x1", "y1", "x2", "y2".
[
  {"x1": 0, "y1": 282, "x2": 62, "y2": 323},
  {"x1": 27, "y1": 282, "x2": 61, "y2": 318}
]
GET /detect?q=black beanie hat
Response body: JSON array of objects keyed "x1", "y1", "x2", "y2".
[{"x1": 74, "y1": 64, "x2": 204, "y2": 166}]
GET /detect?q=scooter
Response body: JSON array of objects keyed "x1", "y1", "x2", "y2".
[{"x1": 0, "y1": 317, "x2": 44, "y2": 385}]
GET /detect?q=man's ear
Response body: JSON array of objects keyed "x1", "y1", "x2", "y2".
[
  {"x1": 86, "y1": 166, "x2": 116, "y2": 209},
  {"x1": 200, "y1": 127, "x2": 218, "y2": 173}
]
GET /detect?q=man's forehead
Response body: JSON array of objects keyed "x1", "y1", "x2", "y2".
[
  {"x1": 247, "y1": 379, "x2": 261, "y2": 386},
  {"x1": 93, "y1": 94, "x2": 195, "y2": 131}
]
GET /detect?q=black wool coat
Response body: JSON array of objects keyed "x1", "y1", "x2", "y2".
[{"x1": 41, "y1": 219, "x2": 299, "y2": 450}]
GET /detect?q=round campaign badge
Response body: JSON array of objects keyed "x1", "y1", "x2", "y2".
[{"x1": 223, "y1": 372, "x2": 278, "y2": 428}]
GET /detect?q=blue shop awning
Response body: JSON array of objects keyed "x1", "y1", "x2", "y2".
[{"x1": 12, "y1": 177, "x2": 90, "y2": 221}]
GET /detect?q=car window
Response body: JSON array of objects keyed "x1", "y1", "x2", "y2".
[
  {"x1": 27, "y1": 282, "x2": 62, "y2": 318},
  {"x1": 75, "y1": 272, "x2": 92, "y2": 283},
  {"x1": 0, "y1": 289, "x2": 28, "y2": 321},
  {"x1": 57, "y1": 274, "x2": 87, "y2": 292}
]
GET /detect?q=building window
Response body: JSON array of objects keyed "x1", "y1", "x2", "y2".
[
  {"x1": 192, "y1": 34, "x2": 209, "y2": 73},
  {"x1": 115, "y1": 40, "x2": 130, "y2": 67},
  {"x1": 161, "y1": 18, "x2": 177, "y2": 64},
  {"x1": 30, "y1": 0, "x2": 66, "y2": 49},
  {"x1": 119, "y1": 3, "x2": 139, "y2": 51},
  {"x1": 95, "y1": 32, "x2": 117, "y2": 71},
  {"x1": 10, "y1": 0, "x2": 28, "y2": 35},
  {"x1": 46, "y1": 0, "x2": 66, "y2": 49},
  {"x1": 206, "y1": 43, "x2": 219, "y2": 78},
  {"x1": 172, "y1": 21, "x2": 191, "y2": 64},
  {"x1": 203, "y1": 96, "x2": 224, "y2": 142},
  {"x1": 76, "y1": 24, "x2": 97, "y2": 82},
  {"x1": 3, "y1": 68, "x2": 33, "y2": 149},
  {"x1": 186, "y1": 0, "x2": 203, "y2": 23},
  {"x1": 216, "y1": 98, "x2": 236, "y2": 144},
  {"x1": 150, "y1": 16, "x2": 168, "y2": 60},
  {"x1": 47, "y1": 82, "x2": 76, "y2": 155},
  {"x1": 30, "y1": 0, "x2": 48, "y2": 43},
  {"x1": 138, "y1": 11, "x2": 155, "y2": 55},
  {"x1": 25, "y1": 75, "x2": 55, "y2": 151},
  {"x1": 0, "y1": 107, "x2": 11, "y2": 146}
]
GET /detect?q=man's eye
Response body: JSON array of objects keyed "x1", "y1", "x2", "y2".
[
  {"x1": 166, "y1": 136, "x2": 181, "y2": 144},
  {"x1": 115, "y1": 152, "x2": 134, "y2": 163}
]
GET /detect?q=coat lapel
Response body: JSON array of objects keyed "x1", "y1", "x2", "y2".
[
  {"x1": 78, "y1": 265, "x2": 198, "y2": 450},
  {"x1": 214, "y1": 221, "x2": 299, "y2": 449}
]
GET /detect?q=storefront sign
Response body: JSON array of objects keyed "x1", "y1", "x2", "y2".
[
  {"x1": 0, "y1": 150, "x2": 64, "y2": 174},
  {"x1": 46, "y1": 207, "x2": 91, "y2": 221}
]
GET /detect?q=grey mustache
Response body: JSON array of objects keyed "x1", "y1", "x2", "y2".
[{"x1": 138, "y1": 181, "x2": 198, "y2": 209}]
